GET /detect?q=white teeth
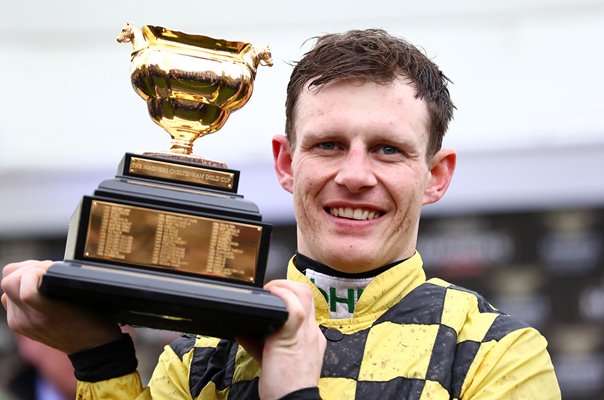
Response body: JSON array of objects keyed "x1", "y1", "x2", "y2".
[{"x1": 329, "y1": 207, "x2": 380, "y2": 220}]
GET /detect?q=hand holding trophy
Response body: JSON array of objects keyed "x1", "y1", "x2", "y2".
[{"x1": 39, "y1": 23, "x2": 287, "y2": 338}]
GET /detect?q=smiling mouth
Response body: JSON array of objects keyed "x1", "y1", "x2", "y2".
[{"x1": 327, "y1": 207, "x2": 383, "y2": 221}]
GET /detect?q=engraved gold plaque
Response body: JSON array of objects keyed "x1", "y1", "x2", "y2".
[
  {"x1": 84, "y1": 200, "x2": 262, "y2": 283},
  {"x1": 129, "y1": 157, "x2": 235, "y2": 190}
]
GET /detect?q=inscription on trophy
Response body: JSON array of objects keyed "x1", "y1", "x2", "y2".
[
  {"x1": 83, "y1": 200, "x2": 262, "y2": 283},
  {"x1": 129, "y1": 157, "x2": 235, "y2": 190}
]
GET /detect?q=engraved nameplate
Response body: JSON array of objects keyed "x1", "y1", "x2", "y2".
[
  {"x1": 83, "y1": 200, "x2": 262, "y2": 283},
  {"x1": 129, "y1": 156, "x2": 235, "y2": 190}
]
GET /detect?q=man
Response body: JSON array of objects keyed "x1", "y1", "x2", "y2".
[{"x1": 2, "y1": 29, "x2": 560, "y2": 399}]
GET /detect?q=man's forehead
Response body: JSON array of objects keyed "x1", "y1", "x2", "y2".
[
  {"x1": 295, "y1": 78, "x2": 425, "y2": 120},
  {"x1": 292, "y1": 78, "x2": 430, "y2": 148},
  {"x1": 295, "y1": 76, "x2": 422, "y2": 117}
]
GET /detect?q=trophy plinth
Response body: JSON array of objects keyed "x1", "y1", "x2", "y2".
[{"x1": 39, "y1": 24, "x2": 287, "y2": 338}]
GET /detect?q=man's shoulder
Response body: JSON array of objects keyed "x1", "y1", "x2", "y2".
[
  {"x1": 424, "y1": 277, "x2": 504, "y2": 314},
  {"x1": 394, "y1": 277, "x2": 532, "y2": 341}
]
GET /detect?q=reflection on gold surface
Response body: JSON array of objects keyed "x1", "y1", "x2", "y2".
[
  {"x1": 129, "y1": 156, "x2": 234, "y2": 189},
  {"x1": 117, "y1": 22, "x2": 272, "y2": 155},
  {"x1": 84, "y1": 200, "x2": 262, "y2": 283}
]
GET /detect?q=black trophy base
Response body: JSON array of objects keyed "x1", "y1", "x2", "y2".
[{"x1": 40, "y1": 261, "x2": 288, "y2": 339}]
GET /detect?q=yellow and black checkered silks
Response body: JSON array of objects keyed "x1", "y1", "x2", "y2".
[{"x1": 75, "y1": 252, "x2": 561, "y2": 399}]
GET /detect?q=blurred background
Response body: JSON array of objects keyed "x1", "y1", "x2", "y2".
[{"x1": 1, "y1": 0, "x2": 603, "y2": 398}]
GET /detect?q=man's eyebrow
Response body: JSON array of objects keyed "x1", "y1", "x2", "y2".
[{"x1": 299, "y1": 131, "x2": 341, "y2": 142}]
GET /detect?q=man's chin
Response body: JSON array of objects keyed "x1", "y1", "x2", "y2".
[{"x1": 318, "y1": 251, "x2": 382, "y2": 274}]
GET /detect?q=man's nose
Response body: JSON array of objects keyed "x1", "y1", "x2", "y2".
[{"x1": 334, "y1": 149, "x2": 377, "y2": 192}]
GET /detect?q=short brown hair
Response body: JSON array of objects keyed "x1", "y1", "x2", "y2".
[{"x1": 285, "y1": 29, "x2": 454, "y2": 157}]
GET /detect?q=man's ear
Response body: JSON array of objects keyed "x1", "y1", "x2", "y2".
[
  {"x1": 272, "y1": 134, "x2": 294, "y2": 193},
  {"x1": 423, "y1": 149, "x2": 456, "y2": 205}
]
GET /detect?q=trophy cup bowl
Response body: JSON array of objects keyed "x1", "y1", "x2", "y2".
[
  {"x1": 117, "y1": 22, "x2": 273, "y2": 158},
  {"x1": 39, "y1": 23, "x2": 287, "y2": 339}
]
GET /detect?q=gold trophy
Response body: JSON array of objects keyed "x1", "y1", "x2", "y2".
[{"x1": 39, "y1": 23, "x2": 287, "y2": 338}]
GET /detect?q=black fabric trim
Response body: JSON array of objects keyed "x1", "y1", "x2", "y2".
[
  {"x1": 228, "y1": 377, "x2": 260, "y2": 399},
  {"x1": 169, "y1": 334, "x2": 197, "y2": 360},
  {"x1": 295, "y1": 252, "x2": 406, "y2": 279},
  {"x1": 374, "y1": 282, "x2": 446, "y2": 326},
  {"x1": 356, "y1": 377, "x2": 425, "y2": 399},
  {"x1": 222, "y1": 342, "x2": 239, "y2": 390},
  {"x1": 69, "y1": 333, "x2": 137, "y2": 382},
  {"x1": 189, "y1": 347, "x2": 216, "y2": 396},
  {"x1": 279, "y1": 387, "x2": 321, "y2": 400},
  {"x1": 190, "y1": 339, "x2": 237, "y2": 397},
  {"x1": 483, "y1": 314, "x2": 529, "y2": 342},
  {"x1": 426, "y1": 324, "x2": 457, "y2": 390},
  {"x1": 451, "y1": 340, "x2": 480, "y2": 398},
  {"x1": 321, "y1": 327, "x2": 369, "y2": 379}
]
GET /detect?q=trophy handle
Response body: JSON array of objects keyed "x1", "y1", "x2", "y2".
[
  {"x1": 256, "y1": 46, "x2": 273, "y2": 67},
  {"x1": 116, "y1": 22, "x2": 147, "y2": 54}
]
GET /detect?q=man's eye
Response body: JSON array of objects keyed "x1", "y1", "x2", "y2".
[
  {"x1": 378, "y1": 145, "x2": 399, "y2": 155},
  {"x1": 318, "y1": 142, "x2": 337, "y2": 150}
]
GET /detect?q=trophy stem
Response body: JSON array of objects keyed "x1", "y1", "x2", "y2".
[{"x1": 169, "y1": 139, "x2": 194, "y2": 155}]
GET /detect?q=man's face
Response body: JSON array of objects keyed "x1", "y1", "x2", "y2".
[{"x1": 275, "y1": 78, "x2": 451, "y2": 273}]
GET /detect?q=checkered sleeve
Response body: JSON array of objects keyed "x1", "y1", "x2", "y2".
[
  {"x1": 74, "y1": 334, "x2": 235, "y2": 400},
  {"x1": 73, "y1": 334, "x2": 150, "y2": 399},
  {"x1": 75, "y1": 372, "x2": 150, "y2": 399},
  {"x1": 457, "y1": 326, "x2": 561, "y2": 399},
  {"x1": 147, "y1": 334, "x2": 261, "y2": 399},
  {"x1": 437, "y1": 282, "x2": 561, "y2": 399},
  {"x1": 146, "y1": 334, "x2": 201, "y2": 399}
]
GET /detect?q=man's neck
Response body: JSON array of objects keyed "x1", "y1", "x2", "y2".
[
  {"x1": 294, "y1": 253, "x2": 408, "y2": 319},
  {"x1": 294, "y1": 253, "x2": 402, "y2": 278}
]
